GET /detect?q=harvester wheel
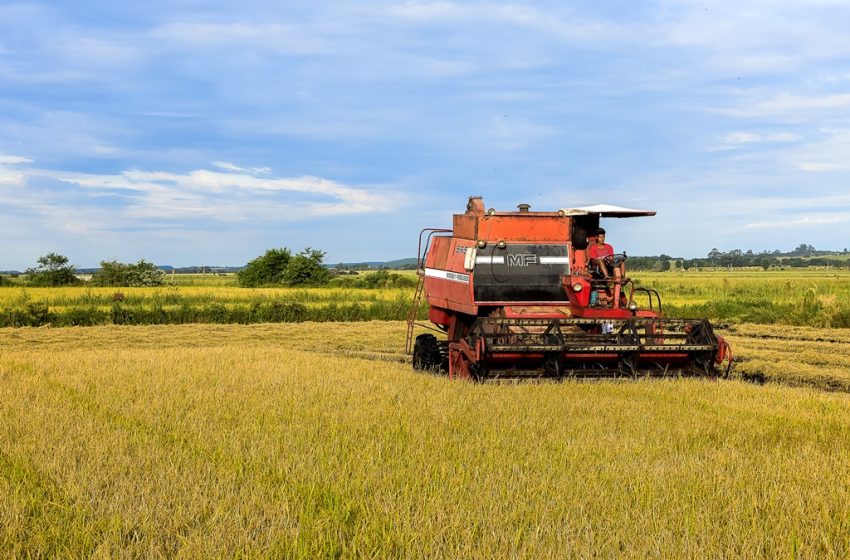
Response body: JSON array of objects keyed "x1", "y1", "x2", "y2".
[{"x1": 413, "y1": 334, "x2": 445, "y2": 373}]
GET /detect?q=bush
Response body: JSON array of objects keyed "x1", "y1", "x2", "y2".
[
  {"x1": 238, "y1": 248, "x2": 292, "y2": 287},
  {"x1": 26, "y1": 253, "x2": 80, "y2": 287},
  {"x1": 91, "y1": 260, "x2": 165, "y2": 287},
  {"x1": 281, "y1": 248, "x2": 331, "y2": 286},
  {"x1": 239, "y1": 247, "x2": 333, "y2": 287}
]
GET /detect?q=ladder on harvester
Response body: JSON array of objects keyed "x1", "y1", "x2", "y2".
[{"x1": 405, "y1": 270, "x2": 426, "y2": 354}]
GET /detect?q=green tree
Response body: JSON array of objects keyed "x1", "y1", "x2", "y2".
[
  {"x1": 237, "y1": 248, "x2": 292, "y2": 287},
  {"x1": 130, "y1": 260, "x2": 165, "y2": 286},
  {"x1": 92, "y1": 260, "x2": 130, "y2": 286},
  {"x1": 92, "y1": 260, "x2": 165, "y2": 287},
  {"x1": 282, "y1": 247, "x2": 331, "y2": 286},
  {"x1": 707, "y1": 248, "x2": 721, "y2": 263},
  {"x1": 26, "y1": 253, "x2": 80, "y2": 286}
]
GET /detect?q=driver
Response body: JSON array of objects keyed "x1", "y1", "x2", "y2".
[{"x1": 589, "y1": 228, "x2": 626, "y2": 279}]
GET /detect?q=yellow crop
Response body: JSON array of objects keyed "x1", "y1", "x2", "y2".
[{"x1": 2, "y1": 321, "x2": 850, "y2": 557}]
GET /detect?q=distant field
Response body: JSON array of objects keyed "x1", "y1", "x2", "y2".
[
  {"x1": 630, "y1": 269, "x2": 850, "y2": 327},
  {"x1": 0, "y1": 284, "x2": 420, "y2": 327},
  {"x1": 2, "y1": 269, "x2": 850, "y2": 328},
  {"x1": 2, "y1": 321, "x2": 849, "y2": 557}
]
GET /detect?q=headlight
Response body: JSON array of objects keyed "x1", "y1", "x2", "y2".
[
  {"x1": 628, "y1": 302, "x2": 638, "y2": 311},
  {"x1": 572, "y1": 283, "x2": 583, "y2": 292},
  {"x1": 497, "y1": 240, "x2": 506, "y2": 249},
  {"x1": 477, "y1": 239, "x2": 487, "y2": 248}
]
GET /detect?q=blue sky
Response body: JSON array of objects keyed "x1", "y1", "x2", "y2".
[{"x1": 2, "y1": 1, "x2": 850, "y2": 269}]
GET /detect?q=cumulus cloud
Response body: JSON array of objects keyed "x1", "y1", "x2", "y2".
[{"x1": 1, "y1": 160, "x2": 399, "y2": 223}]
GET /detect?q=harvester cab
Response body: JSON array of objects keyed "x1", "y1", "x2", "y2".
[{"x1": 406, "y1": 196, "x2": 732, "y2": 380}]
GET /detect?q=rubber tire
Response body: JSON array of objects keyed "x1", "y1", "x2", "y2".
[{"x1": 413, "y1": 334, "x2": 443, "y2": 372}]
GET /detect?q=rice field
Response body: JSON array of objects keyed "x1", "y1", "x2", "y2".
[
  {"x1": 0, "y1": 285, "x2": 419, "y2": 327},
  {"x1": 727, "y1": 323, "x2": 850, "y2": 392},
  {"x1": 2, "y1": 268, "x2": 850, "y2": 328},
  {"x1": 2, "y1": 321, "x2": 850, "y2": 557},
  {"x1": 637, "y1": 269, "x2": 850, "y2": 327},
  {"x1": 3, "y1": 271, "x2": 850, "y2": 556}
]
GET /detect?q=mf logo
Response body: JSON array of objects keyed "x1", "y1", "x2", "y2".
[{"x1": 507, "y1": 253, "x2": 538, "y2": 267}]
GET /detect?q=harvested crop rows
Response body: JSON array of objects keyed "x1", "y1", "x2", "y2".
[
  {"x1": 727, "y1": 323, "x2": 850, "y2": 392},
  {"x1": 2, "y1": 321, "x2": 850, "y2": 557}
]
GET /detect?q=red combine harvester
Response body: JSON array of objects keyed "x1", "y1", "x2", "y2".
[{"x1": 406, "y1": 197, "x2": 732, "y2": 380}]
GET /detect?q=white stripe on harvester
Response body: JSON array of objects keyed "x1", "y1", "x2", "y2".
[
  {"x1": 474, "y1": 256, "x2": 505, "y2": 264},
  {"x1": 424, "y1": 268, "x2": 470, "y2": 284},
  {"x1": 539, "y1": 256, "x2": 570, "y2": 264}
]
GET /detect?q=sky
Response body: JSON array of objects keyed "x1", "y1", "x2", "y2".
[{"x1": 2, "y1": 0, "x2": 850, "y2": 269}]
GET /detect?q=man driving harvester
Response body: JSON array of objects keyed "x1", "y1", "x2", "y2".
[{"x1": 589, "y1": 228, "x2": 626, "y2": 280}]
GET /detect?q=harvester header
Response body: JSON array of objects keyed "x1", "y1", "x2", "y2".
[{"x1": 406, "y1": 196, "x2": 731, "y2": 380}]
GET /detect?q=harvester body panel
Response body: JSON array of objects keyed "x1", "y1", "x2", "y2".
[{"x1": 409, "y1": 197, "x2": 732, "y2": 380}]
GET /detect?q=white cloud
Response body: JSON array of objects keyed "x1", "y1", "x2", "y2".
[
  {"x1": 0, "y1": 154, "x2": 33, "y2": 187},
  {"x1": 150, "y1": 22, "x2": 331, "y2": 55},
  {"x1": 715, "y1": 93, "x2": 850, "y2": 119},
  {"x1": 0, "y1": 154, "x2": 33, "y2": 165},
  {"x1": 212, "y1": 161, "x2": 271, "y2": 175},
  {"x1": 659, "y1": 0, "x2": 850, "y2": 74},
  {"x1": 0, "y1": 170, "x2": 26, "y2": 187},
  {"x1": 791, "y1": 128, "x2": 850, "y2": 172},
  {"x1": 765, "y1": 132, "x2": 801, "y2": 142},
  {"x1": 722, "y1": 131, "x2": 802, "y2": 145},
  {"x1": 6, "y1": 162, "x2": 399, "y2": 222},
  {"x1": 387, "y1": 1, "x2": 463, "y2": 20},
  {"x1": 745, "y1": 214, "x2": 850, "y2": 229},
  {"x1": 725, "y1": 132, "x2": 760, "y2": 144},
  {"x1": 385, "y1": 2, "x2": 623, "y2": 43}
]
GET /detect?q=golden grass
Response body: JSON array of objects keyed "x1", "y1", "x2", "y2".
[
  {"x1": 0, "y1": 286, "x2": 408, "y2": 305},
  {"x1": 5, "y1": 269, "x2": 850, "y2": 328},
  {"x1": 634, "y1": 269, "x2": 850, "y2": 307},
  {"x1": 725, "y1": 324, "x2": 850, "y2": 392},
  {"x1": 2, "y1": 322, "x2": 850, "y2": 557}
]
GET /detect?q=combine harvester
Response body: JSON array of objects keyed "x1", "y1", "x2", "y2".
[{"x1": 406, "y1": 197, "x2": 732, "y2": 380}]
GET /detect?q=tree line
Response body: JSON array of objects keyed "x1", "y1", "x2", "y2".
[
  {"x1": 3, "y1": 247, "x2": 341, "y2": 288},
  {"x1": 628, "y1": 245, "x2": 850, "y2": 272},
  {"x1": 5, "y1": 242, "x2": 848, "y2": 288},
  {"x1": 15, "y1": 253, "x2": 168, "y2": 287}
]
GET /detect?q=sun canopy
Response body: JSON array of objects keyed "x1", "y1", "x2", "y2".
[{"x1": 560, "y1": 204, "x2": 656, "y2": 218}]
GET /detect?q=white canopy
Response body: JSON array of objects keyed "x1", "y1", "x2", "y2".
[{"x1": 560, "y1": 204, "x2": 656, "y2": 217}]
